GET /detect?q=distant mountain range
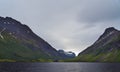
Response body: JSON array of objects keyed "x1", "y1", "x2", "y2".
[
  {"x1": 0, "y1": 17, "x2": 75, "y2": 62},
  {"x1": 67, "y1": 27, "x2": 120, "y2": 62},
  {"x1": 58, "y1": 49, "x2": 76, "y2": 59}
]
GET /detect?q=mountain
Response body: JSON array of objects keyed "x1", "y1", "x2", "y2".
[
  {"x1": 69, "y1": 27, "x2": 120, "y2": 62},
  {"x1": 58, "y1": 50, "x2": 76, "y2": 59},
  {"x1": 0, "y1": 16, "x2": 65, "y2": 62}
]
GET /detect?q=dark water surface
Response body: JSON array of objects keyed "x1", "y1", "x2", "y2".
[{"x1": 0, "y1": 62, "x2": 119, "y2": 72}]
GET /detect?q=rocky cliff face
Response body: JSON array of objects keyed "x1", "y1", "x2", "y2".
[
  {"x1": 0, "y1": 17, "x2": 63, "y2": 62},
  {"x1": 75, "y1": 27, "x2": 120, "y2": 62}
]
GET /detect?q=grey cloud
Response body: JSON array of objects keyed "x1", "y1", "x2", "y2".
[
  {"x1": 0, "y1": 0, "x2": 120, "y2": 55},
  {"x1": 78, "y1": 0, "x2": 120, "y2": 23}
]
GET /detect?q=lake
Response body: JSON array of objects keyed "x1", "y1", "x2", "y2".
[{"x1": 0, "y1": 62, "x2": 119, "y2": 72}]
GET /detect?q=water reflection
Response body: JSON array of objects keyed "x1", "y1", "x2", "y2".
[{"x1": 0, "y1": 62, "x2": 119, "y2": 72}]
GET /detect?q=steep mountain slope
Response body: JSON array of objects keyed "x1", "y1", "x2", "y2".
[
  {"x1": 0, "y1": 17, "x2": 63, "y2": 62},
  {"x1": 71, "y1": 27, "x2": 120, "y2": 62}
]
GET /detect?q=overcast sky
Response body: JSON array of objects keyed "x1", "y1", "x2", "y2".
[{"x1": 0, "y1": 0, "x2": 120, "y2": 55}]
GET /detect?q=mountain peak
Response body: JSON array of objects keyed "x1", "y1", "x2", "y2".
[
  {"x1": 105, "y1": 27, "x2": 118, "y2": 33},
  {"x1": 77, "y1": 27, "x2": 120, "y2": 62},
  {"x1": 0, "y1": 16, "x2": 68, "y2": 61},
  {"x1": 0, "y1": 16, "x2": 21, "y2": 25},
  {"x1": 95, "y1": 27, "x2": 119, "y2": 44}
]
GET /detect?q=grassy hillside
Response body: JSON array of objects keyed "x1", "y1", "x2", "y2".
[
  {"x1": 0, "y1": 31, "x2": 54, "y2": 62},
  {"x1": 64, "y1": 50, "x2": 120, "y2": 62}
]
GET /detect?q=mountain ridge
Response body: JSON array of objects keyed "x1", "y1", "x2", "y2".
[
  {"x1": 65, "y1": 27, "x2": 120, "y2": 62},
  {"x1": 0, "y1": 16, "x2": 76, "y2": 62},
  {"x1": 79, "y1": 27, "x2": 120, "y2": 55}
]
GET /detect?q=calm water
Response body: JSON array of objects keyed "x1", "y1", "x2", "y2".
[{"x1": 0, "y1": 62, "x2": 119, "y2": 72}]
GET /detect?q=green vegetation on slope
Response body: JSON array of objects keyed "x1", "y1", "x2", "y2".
[
  {"x1": 64, "y1": 28, "x2": 120, "y2": 62},
  {"x1": 0, "y1": 32, "x2": 54, "y2": 62},
  {"x1": 64, "y1": 50, "x2": 120, "y2": 62},
  {"x1": 64, "y1": 39, "x2": 120, "y2": 62}
]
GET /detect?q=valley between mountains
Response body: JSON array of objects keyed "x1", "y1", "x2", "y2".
[{"x1": 0, "y1": 16, "x2": 120, "y2": 62}]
